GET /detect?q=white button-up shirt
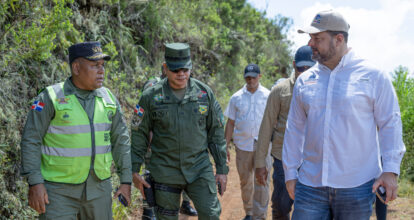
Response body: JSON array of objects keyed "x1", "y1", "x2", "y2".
[
  {"x1": 225, "y1": 84, "x2": 270, "y2": 151},
  {"x1": 283, "y1": 50, "x2": 406, "y2": 188}
]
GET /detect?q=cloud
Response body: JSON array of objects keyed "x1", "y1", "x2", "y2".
[{"x1": 289, "y1": 0, "x2": 414, "y2": 76}]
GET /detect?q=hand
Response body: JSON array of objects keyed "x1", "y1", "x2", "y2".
[
  {"x1": 255, "y1": 167, "x2": 268, "y2": 186},
  {"x1": 215, "y1": 174, "x2": 227, "y2": 196},
  {"x1": 286, "y1": 179, "x2": 297, "y2": 200},
  {"x1": 113, "y1": 184, "x2": 131, "y2": 206},
  {"x1": 28, "y1": 184, "x2": 49, "y2": 214},
  {"x1": 372, "y1": 172, "x2": 398, "y2": 204},
  {"x1": 132, "y1": 172, "x2": 150, "y2": 200}
]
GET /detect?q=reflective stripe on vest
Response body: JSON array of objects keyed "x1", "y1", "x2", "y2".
[
  {"x1": 47, "y1": 123, "x2": 111, "y2": 134},
  {"x1": 41, "y1": 82, "x2": 116, "y2": 184},
  {"x1": 41, "y1": 145, "x2": 111, "y2": 157}
]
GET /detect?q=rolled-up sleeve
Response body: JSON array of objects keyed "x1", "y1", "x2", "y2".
[
  {"x1": 374, "y1": 72, "x2": 406, "y2": 175},
  {"x1": 282, "y1": 82, "x2": 306, "y2": 182}
]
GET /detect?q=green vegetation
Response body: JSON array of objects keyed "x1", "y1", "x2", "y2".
[
  {"x1": 393, "y1": 66, "x2": 414, "y2": 182},
  {"x1": 0, "y1": 0, "x2": 412, "y2": 219}
]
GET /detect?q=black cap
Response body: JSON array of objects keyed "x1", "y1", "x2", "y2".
[
  {"x1": 244, "y1": 64, "x2": 260, "y2": 77},
  {"x1": 68, "y1": 42, "x2": 111, "y2": 64}
]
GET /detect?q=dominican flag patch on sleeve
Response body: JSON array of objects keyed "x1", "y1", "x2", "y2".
[
  {"x1": 31, "y1": 100, "x2": 45, "y2": 112},
  {"x1": 134, "y1": 104, "x2": 144, "y2": 117}
]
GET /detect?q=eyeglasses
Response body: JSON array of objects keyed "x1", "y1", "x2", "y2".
[
  {"x1": 296, "y1": 66, "x2": 311, "y2": 73},
  {"x1": 171, "y1": 68, "x2": 190, "y2": 73}
]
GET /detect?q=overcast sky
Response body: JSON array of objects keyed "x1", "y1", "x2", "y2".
[{"x1": 247, "y1": 0, "x2": 414, "y2": 76}]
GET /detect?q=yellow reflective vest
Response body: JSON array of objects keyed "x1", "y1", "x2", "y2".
[{"x1": 41, "y1": 82, "x2": 116, "y2": 184}]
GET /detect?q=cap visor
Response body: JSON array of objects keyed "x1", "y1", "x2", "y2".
[
  {"x1": 296, "y1": 60, "x2": 316, "y2": 67},
  {"x1": 244, "y1": 72, "x2": 259, "y2": 78},
  {"x1": 298, "y1": 26, "x2": 325, "y2": 34},
  {"x1": 86, "y1": 53, "x2": 111, "y2": 61},
  {"x1": 166, "y1": 60, "x2": 192, "y2": 71}
]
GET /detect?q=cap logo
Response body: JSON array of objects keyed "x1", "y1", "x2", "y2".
[
  {"x1": 248, "y1": 66, "x2": 254, "y2": 71},
  {"x1": 92, "y1": 46, "x2": 102, "y2": 53},
  {"x1": 313, "y1": 14, "x2": 321, "y2": 24}
]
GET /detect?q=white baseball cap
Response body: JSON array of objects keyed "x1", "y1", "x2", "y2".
[{"x1": 298, "y1": 10, "x2": 350, "y2": 34}]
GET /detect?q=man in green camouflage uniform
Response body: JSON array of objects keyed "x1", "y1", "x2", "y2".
[
  {"x1": 21, "y1": 42, "x2": 132, "y2": 219},
  {"x1": 140, "y1": 66, "x2": 198, "y2": 219},
  {"x1": 131, "y1": 43, "x2": 228, "y2": 220}
]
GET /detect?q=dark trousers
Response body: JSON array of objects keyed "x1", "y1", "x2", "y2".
[{"x1": 271, "y1": 157, "x2": 293, "y2": 220}]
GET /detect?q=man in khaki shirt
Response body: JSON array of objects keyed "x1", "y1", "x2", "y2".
[{"x1": 254, "y1": 46, "x2": 315, "y2": 220}]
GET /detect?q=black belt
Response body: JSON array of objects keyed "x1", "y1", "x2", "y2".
[{"x1": 154, "y1": 183, "x2": 182, "y2": 194}]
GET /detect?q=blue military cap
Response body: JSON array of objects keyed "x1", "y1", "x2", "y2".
[{"x1": 68, "y1": 42, "x2": 110, "y2": 64}]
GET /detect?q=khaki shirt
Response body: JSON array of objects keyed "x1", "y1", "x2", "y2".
[
  {"x1": 131, "y1": 78, "x2": 228, "y2": 184},
  {"x1": 21, "y1": 77, "x2": 132, "y2": 200},
  {"x1": 255, "y1": 74, "x2": 296, "y2": 167}
]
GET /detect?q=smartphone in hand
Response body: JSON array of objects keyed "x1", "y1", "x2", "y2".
[
  {"x1": 376, "y1": 186, "x2": 386, "y2": 204},
  {"x1": 118, "y1": 193, "x2": 128, "y2": 207},
  {"x1": 217, "y1": 181, "x2": 223, "y2": 196},
  {"x1": 116, "y1": 188, "x2": 128, "y2": 207}
]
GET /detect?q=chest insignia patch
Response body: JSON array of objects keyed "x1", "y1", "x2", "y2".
[
  {"x1": 154, "y1": 94, "x2": 164, "y2": 102},
  {"x1": 304, "y1": 75, "x2": 318, "y2": 85},
  {"x1": 57, "y1": 97, "x2": 70, "y2": 104},
  {"x1": 199, "y1": 105, "x2": 208, "y2": 115},
  {"x1": 31, "y1": 100, "x2": 45, "y2": 112},
  {"x1": 198, "y1": 90, "x2": 207, "y2": 98},
  {"x1": 60, "y1": 112, "x2": 71, "y2": 123}
]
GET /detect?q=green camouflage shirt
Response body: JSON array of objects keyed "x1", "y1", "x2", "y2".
[{"x1": 131, "y1": 78, "x2": 228, "y2": 184}]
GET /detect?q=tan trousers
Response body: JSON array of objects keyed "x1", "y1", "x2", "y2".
[{"x1": 235, "y1": 143, "x2": 272, "y2": 220}]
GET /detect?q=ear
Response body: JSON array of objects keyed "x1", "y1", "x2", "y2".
[
  {"x1": 71, "y1": 61, "x2": 80, "y2": 76},
  {"x1": 335, "y1": 34, "x2": 345, "y2": 45},
  {"x1": 293, "y1": 60, "x2": 298, "y2": 71}
]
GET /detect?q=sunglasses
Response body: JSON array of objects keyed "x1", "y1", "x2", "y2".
[
  {"x1": 296, "y1": 66, "x2": 311, "y2": 73},
  {"x1": 171, "y1": 68, "x2": 190, "y2": 73}
]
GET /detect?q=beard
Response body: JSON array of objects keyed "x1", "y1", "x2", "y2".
[{"x1": 312, "y1": 39, "x2": 336, "y2": 63}]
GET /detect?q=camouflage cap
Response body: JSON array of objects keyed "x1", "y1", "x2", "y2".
[
  {"x1": 69, "y1": 42, "x2": 110, "y2": 64},
  {"x1": 164, "y1": 43, "x2": 192, "y2": 71}
]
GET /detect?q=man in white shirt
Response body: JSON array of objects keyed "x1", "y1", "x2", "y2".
[
  {"x1": 283, "y1": 10, "x2": 405, "y2": 220},
  {"x1": 225, "y1": 64, "x2": 271, "y2": 220}
]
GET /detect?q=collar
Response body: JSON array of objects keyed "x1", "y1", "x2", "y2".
[
  {"x1": 317, "y1": 48, "x2": 354, "y2": 72},
  {"x1": 161, "y1": 78, "x2": 199, "y2": 103},
  {"x1": 242, "y1": 83, "x2": 263, "y2": 95},
  {"x1": 64, "y1": 77, "x2": 99, "y2": 98}
]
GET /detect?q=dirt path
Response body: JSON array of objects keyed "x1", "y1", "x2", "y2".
[{"x1": 179, "y1": 149, "x2": 271, "y2": 220}]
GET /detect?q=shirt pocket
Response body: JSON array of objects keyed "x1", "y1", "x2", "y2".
[
  {"x1": 192, "y1": 102, "x2": 209, "y2": 129},
  {"x1": 256, "y1": 97, "x2": 267, "y2": 118},
  {"x1": 151, "y1": 108, "x2": 170, "y2": 130},
  {"x1": 300, "y1": 84, "x2": 323, "y2": 110},
  {"x1": 235, "y1": 99, "x2": 250, "y2": 120}
]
